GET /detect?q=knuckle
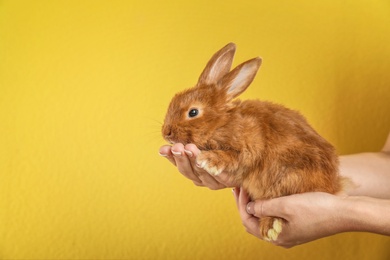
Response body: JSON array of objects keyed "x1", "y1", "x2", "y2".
[
  {"x1": 208, "y1": 185, "x2": 221, "y2": 191},
  {"x1": 193, "y1": 181, "x2": 204, "y2": 187},
  {"x1": 272, "y1": 238, "x2": 291, "y2": 248}
]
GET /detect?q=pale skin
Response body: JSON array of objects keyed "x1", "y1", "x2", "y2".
[{"x1": 159, "y1": 133, "x2": 390, "y2": 248}]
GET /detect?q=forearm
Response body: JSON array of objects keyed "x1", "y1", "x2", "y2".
[
  {"x1": 340, "y1": 152, "x2": 390, "y2": 199},
  {"x1": 340, "y1": 196, "x2": 390, "y2": 235}
]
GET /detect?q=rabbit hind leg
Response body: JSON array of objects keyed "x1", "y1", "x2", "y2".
[{"x1": 259, "y1": 217, "x2": 283, "y2": 241}]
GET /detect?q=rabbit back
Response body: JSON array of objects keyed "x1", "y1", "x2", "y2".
[{"x1": 227, "y1": 99, "x2": 341, "y2": 200}]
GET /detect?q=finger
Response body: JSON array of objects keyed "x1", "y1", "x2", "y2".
[
  {"x1": 232, "y1": 187, "x2": 240, "y2": 205},
  {"x1": 237, "y1": 188, "x2": 261, "y2": 238},
  {"x1": 197, "y1": 173, "x2": 226, "y2": 190},
  {"x1": 159, "y1": 145, "x2": 176, "y2": 166},
  {"x1": 192, "y1": 180, "x2": 205, "y2": 187},
  {"x1": 171, "y1": 143, "x2": 202, "y2": 183},
  {"x1": 248, "y1": 197, "x2": 285, "y2": 219},
  {"x1": 238, "y1": 188, "x2": 252, "y2": 218},
  {"x1": 246, "y1": 201, "x2": 264, "y2": 217},
  {"x1": 184, "y1": 143, "x2": 201, "y2": 159}
]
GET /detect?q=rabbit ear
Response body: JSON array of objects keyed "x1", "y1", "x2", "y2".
[
  {"x1": 219, "y1": 57, "x2": 262, "y2": 100},
  {"x1": 198, "y1": 43, "x2": 236, "y2": 85}
]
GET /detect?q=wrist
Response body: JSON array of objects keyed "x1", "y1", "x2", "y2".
[
  {"x1": 338, "y1": 196, "x2": 390, "y2": 234},
  {"x1": 336, "y1": 196, "x2": 364, "y2": 232}
]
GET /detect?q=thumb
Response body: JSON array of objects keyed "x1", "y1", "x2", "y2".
[{"x1": 246, "y1": 198, "x2": 283, "y2": 218}]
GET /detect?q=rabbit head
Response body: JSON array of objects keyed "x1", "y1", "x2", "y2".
[{"x1": 162, "y1": 43, "x2": 262, "y2": 148}]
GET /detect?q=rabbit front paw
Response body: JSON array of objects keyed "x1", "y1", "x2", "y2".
[
  {"x1": 260, "y1": 217, "x2": 283, "y2": 241},
  {"x1": 196, "y1": 151, "x2": 225, "y2": 176}
]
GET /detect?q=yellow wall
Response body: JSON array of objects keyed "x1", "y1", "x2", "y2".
[{"x1": 1, "y1": 0, "x2": 389, "y2": 259}]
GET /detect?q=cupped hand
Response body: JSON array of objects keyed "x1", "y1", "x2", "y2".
[
  {"x1": 233, "y1": 188, "x2": 348, "y2": 248},
  {"x1": 159, "y1": 143, "x2": 239, "y2": 189}
]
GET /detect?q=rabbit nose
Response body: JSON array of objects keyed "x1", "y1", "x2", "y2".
[{"x1": 164, "y1": 132, "x2": 174, "y2": 144}]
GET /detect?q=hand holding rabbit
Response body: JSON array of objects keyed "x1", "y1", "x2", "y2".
[{"x1": 159, "y1": 143, "x2": 239, "y2": 189}]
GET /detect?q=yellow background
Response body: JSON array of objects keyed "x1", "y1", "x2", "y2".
[{"x1": 1, "y1": 0, "x2": 389, "y2": 259}]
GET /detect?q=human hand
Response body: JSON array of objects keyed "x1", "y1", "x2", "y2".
[
  {"x1": 233, "y1": 188, "x2": 348, "y2": 248},
  {"x1": 159, "y1": 143, "x2": 239, "y2": 189}
]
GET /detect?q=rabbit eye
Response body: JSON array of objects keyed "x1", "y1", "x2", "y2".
[{"x1": 188, "y1": 109, "x2": 199, "y2": 118}]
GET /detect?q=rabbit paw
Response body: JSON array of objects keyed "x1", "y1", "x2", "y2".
[
  {"x1": 196, "y1": 151, "x2": 225, "y2": 176},
  {"x1": 260, "y1": 217, "x2": 283, "y2": 242}
]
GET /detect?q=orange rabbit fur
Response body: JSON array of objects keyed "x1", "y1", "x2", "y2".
[{"x1": 162, "y1": 43, "x2": 344, "y2": 241}]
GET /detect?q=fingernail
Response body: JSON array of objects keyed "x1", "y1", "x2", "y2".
[
  {"x1": 158, "y1": 152, "x2": 167, "y2": 157},
  {"x1": 246, "y1": 202, "x2": 255, "y2": 215},
  {"x1": 171, "y1": 150, "x2": 182, "y2": 156},
  {"x1": 184, "y1": 150, "x2": 193, "y2": 157}
]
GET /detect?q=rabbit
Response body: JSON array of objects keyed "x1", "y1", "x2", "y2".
[{"x1": 161, "y1": 43, "x2": 345, "y2": 241}]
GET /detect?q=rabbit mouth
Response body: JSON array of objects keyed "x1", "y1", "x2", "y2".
[
  {"x1": 165, "y1": 136, "x2": 191, "y2": 145},
  {"x1": 166, "y1": 138, "x2": 175, "y2": 144},
  {"x1": 165, "y1": 136, "x2": 181, "y2": 145}
]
